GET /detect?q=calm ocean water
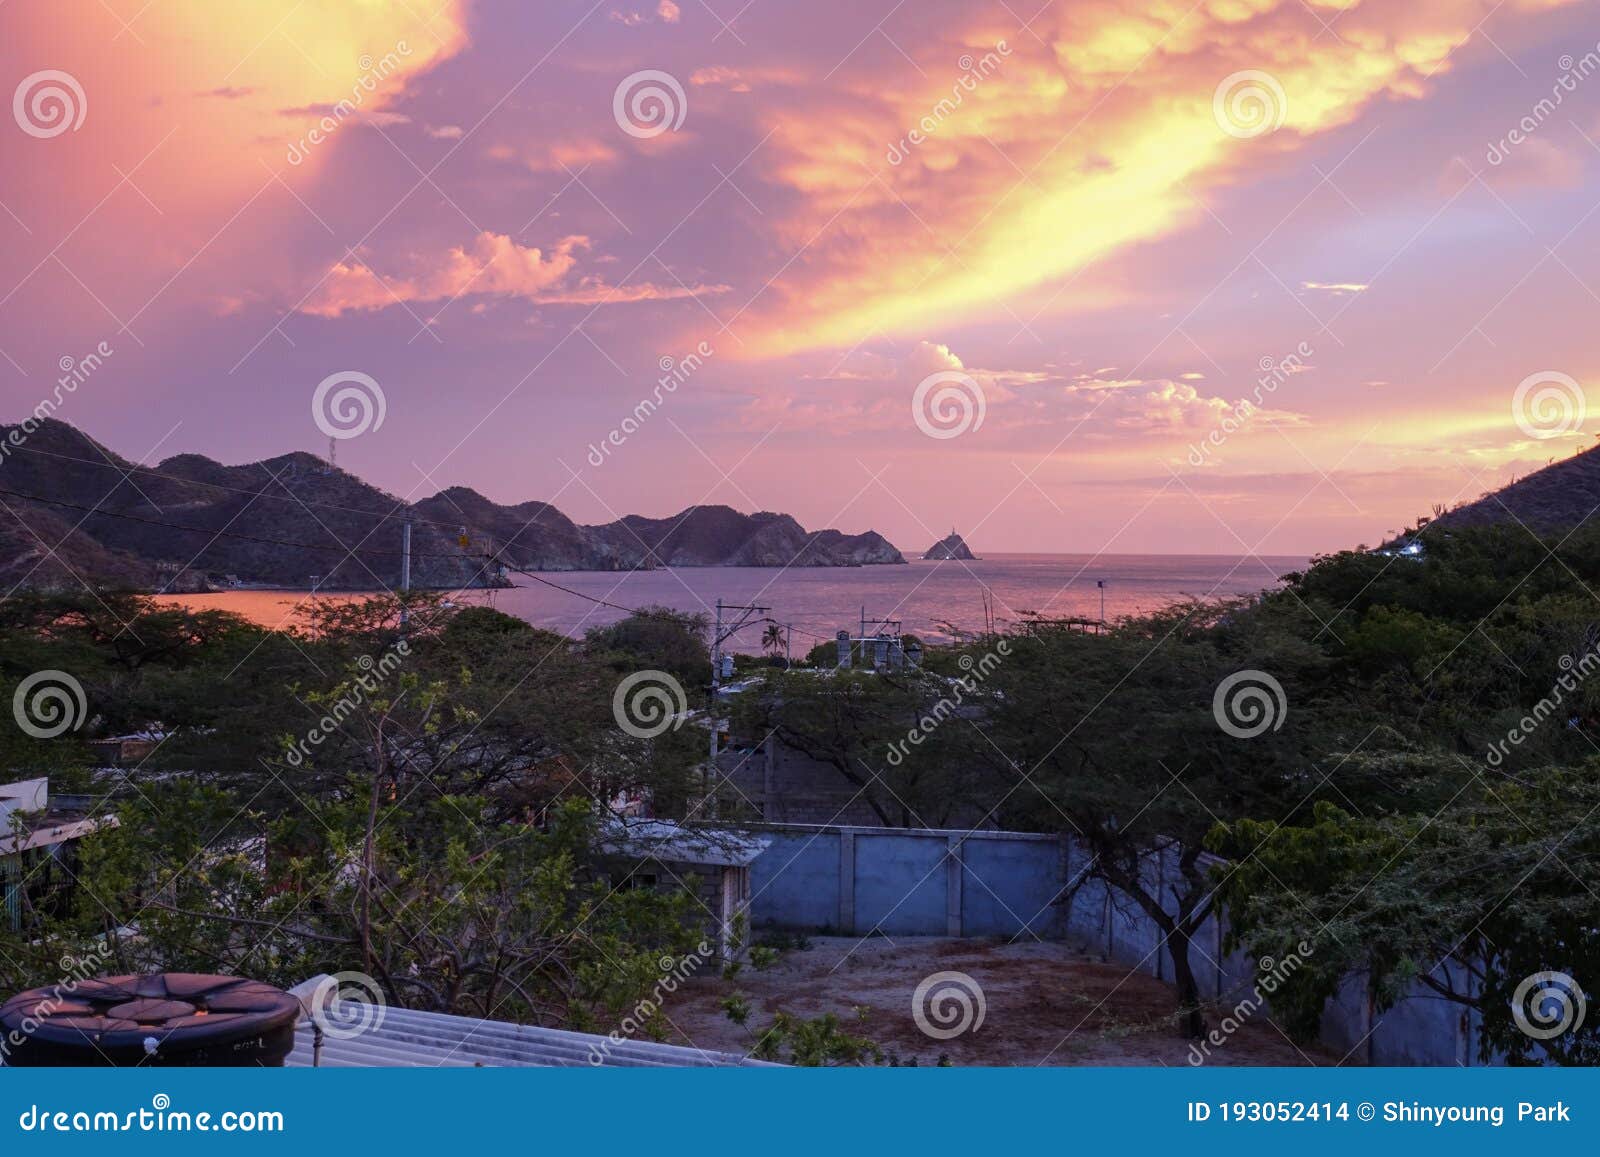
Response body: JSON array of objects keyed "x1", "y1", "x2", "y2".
[{"x1": 154, "y1": 553, "x2": 1308, "y2": 645}]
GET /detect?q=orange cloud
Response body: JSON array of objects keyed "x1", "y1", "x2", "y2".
[
  {"x1": 732, "y1": 0, "x2": 1582, "y2": 358},
  {"x1": 302, "y1": 232, "x2": 730, "y2": 316}
]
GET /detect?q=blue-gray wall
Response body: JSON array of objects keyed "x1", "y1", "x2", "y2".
[
  {"x1": 740, "y1": 823, "x2": 1497, "y2": 1066},
  {"x1": 747, "y1": 824, "x2": 1066, "y2": 939}
]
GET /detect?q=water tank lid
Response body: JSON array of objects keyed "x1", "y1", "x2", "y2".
[{"x1": 0, "y1": 973, "x2": 300, "y2": 1065}]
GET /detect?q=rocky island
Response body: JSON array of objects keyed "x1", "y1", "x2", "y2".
[{"x1": 924, "y1": 532, "x2": 978, "y2": 561}]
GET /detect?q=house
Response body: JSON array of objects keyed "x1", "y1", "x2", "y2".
[
  {"x1": 598, "y1": 819, "x2": 770, "y2": 960},
  {"x1": 0, "y1": 777, "x2": 117, "y2": 931},
  {"x1": 85, "y1": 730, "x2": 165, "y2": 768}
]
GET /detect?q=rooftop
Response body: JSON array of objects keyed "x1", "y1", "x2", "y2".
[
  {"x1": 0, "y1": 777, "x2": 116, "y2": 857},
  {"x1": 287, "y1": 976, "x2": 764, "y2": 1067},
  {"x1": 599, "y1": 819, "x2": 771, "y2": 867}
]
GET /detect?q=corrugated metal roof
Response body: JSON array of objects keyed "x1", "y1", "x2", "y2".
[
  {"x1": 286, "y1": 982, "x2": 766, "y2": 1068},
  {"x1": 600, "y1": 819, "x2": 771, "y2": 867}
]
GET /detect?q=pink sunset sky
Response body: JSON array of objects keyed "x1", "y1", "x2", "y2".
[{"x1": 3, "y1": 0, "x2": 1599, "y2": 556}]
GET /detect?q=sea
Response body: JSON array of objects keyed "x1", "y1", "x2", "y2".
[{"x1": 152, "y1": 553, "x2": 1308, "y2": 645}]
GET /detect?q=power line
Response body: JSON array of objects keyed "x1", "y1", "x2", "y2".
[{"x1": 494, "y1": 561, "x2": 661, "y2": 617}]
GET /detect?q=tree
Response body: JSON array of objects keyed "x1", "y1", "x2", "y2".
[
  {"x1": 982, "y1": 600, "x2": 1364, "y2": 1037},
  {"x1": 0, "y1": 590, "x2": 716, "y2": 1034},
  {"x1": 72, "y1": 786, "x2": 705, "y2": 1029},
  {"x1": 585, "y1": 606, "x2": 711, "y2": 697},
  {"x1": 1209, "y1": 756, "x2": 1600, "y2": 1065},
  {"x1": 731, "y1": 660, "x2": 1008, "y2": 828}
]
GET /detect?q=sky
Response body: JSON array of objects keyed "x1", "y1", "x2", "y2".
[{"x1": 3, "y1": 0, "x2": 1600, "y2": 557}]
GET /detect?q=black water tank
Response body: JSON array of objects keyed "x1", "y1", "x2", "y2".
[{"x1": 0, "y1": 972, "x2": 301, "y2": 1067}]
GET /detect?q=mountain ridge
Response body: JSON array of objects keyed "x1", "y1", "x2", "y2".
[
  {"x1": 0, "y1": 420, "x2": 905, "y2": 591},
  {"x1": 1427, "y1": 442, "x2": 1600, "y2": 536}
]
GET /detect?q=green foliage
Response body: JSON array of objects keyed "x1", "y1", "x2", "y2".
[
  {"x1": 750, "y1": 1009, "x2": 880, "y2": 1066},
  {"x1": 1210, "y1": 762, "x2": 1600, "y2": 1065},
  {"x1": 10, "y1": 517, "x2": 1600, "y2": 1061},
  {"x1": 0, "y1": 591, "x2": 716, "y2": 1034},
  {"x1": 731, "y1": 665, "x2": 1002, "y2": 827},
  {"x1": 584, "y1": 606, "x2": 711, "y2": 694}
]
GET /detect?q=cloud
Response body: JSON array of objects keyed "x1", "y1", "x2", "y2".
[
  {"x1": 1066, "y1": 374, "x2": 1311, "y2": 434},
  {"x1": 1480, "y1": 135, "x2": 1585, "y2": 192},
  {"x1": 609, "y1": 1, "x2": 681, "y2": 26},
  {"x1": 726, "y1": 0, "x2": 1576, "y2": 357},
  {"x1": 739, "y1": 342, "x2": 1312, "y2": 445},
  {"x1": 1301, "y1": 281, "x2": 1369, "y2": 295},
  {"x1": 301, "y1": 232, "x2": 729, "y2": 317},
  {"x1": 490, "y1": 138, "x2": 620, "y2": 172}
]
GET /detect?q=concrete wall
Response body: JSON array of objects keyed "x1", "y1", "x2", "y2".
[
  {"x1": 1056, "y1": 837, "x2": 1479, "y2": 1067},
  {"x1": 742, "y1": 821, "x2": 1485, "y2": 1066},
  {"x1": 746, "y1": 824, "x2": 1067, "y2": 939}
]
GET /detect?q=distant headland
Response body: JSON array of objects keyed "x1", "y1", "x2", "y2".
[{"x1": 0, "y1": 419, "x2": 907, "y2": 592}]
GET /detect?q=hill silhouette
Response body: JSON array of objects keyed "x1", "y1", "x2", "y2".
[
  {"x1": 1430, "y1": 442, "x2": 1600, "y2": 535},
  {"x1": 0, "y1": 420, "x2": 904, "y2": 591}
]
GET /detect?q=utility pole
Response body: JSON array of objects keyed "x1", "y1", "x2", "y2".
[
  {"x1": 856, "y1": 610, "x2": 903, "y2": 668},
  {"x1": 399, "y1": 520, "x2": 412, "y2": 630},
  {"x1": 706, "y1": 597, "x2": 770, "y2": 819},
  {"x1": 710, "y1": 599, "x2": 722, "y2": 781},
  {"x1": 1097, "y1": 578, "x2": 1106, "y2": 632}
]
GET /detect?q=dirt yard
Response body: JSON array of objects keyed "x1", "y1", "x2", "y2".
[{"x1": 661, "y1": 935, "x2": 1338, "y2": 1066}]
